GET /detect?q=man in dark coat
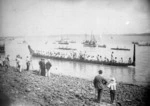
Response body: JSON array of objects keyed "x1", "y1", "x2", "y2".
[
  {"x1": 26, "y1": 56, "x2": 30, "y2": 71},
  {"x1": 45, "y1": 59, "x2": 52, "y2": 77},
  {"x1": 93, "y1": 70, "x2": 107, "y2": 103},
  {"x1": 39, "y1": 59, "x2": 46, "y2": 76}
]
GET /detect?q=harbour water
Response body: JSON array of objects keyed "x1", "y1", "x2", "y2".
[{"x1": 1, "y1": 35, "x2": 150, "y2": 85}]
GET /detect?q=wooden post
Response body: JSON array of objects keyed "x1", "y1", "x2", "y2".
[{"x1": 133, "y1": 44, "x2": 136, "y2": 66}]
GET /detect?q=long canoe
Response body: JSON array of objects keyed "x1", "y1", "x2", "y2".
[
  {"x1": 28, "y1": 44, "x2": 136, "y2": 67},
  {"x1": 111, "y1": 47, "x2": 130, "y2": 51}
]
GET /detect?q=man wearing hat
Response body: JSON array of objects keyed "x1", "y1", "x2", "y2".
[{"x1": 93, "y1": 70, "x2": 108, "y2": 103}]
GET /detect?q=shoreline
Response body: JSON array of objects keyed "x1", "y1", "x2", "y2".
[{"x1": 0, "y1": 66, "x2": 149, "y2": 106}]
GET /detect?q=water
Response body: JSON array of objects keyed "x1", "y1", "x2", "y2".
[{"x1": 1, "y1": 35, "x2": 150, "y2": 85}]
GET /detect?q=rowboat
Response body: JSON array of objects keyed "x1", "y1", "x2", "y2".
[
  {"x1": 132, "y1": 41, "x2": 150, "y2": 46},
  {"x1": 57, "y1": 36, "x2": 69, "y2": 45},
  {"x1": 28, "y1": 44, "x2": 136, "y2": 67},
  {"x1": 137, "y1": 42, "x2": 150, "y2": 46},
  {"x1": 111, "y1": 47, "x2": 130, "y2": 51},
  {"x1": 56, "y1": 47, "x2": 76, "y2": 51},
  {"x1": 98, "y1": 44, "x2": 106, "y2": 48}
]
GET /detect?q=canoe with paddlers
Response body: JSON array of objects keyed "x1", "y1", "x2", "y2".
[{"x1": 28, "y1": 44, "x2": 136, "y2": 67}]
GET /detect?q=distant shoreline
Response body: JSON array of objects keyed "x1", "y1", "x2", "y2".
[{"x1": 0, "y1": 33, "x2": 150, "y2": 38}]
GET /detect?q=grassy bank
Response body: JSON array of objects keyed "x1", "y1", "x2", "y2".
[{"x1": 0, "y1": 67, "x2": 149, "y2": 106}]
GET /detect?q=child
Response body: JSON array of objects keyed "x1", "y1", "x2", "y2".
[
  {"x1": 107, "y1": 77, "x2": 117, "y2": 104},
  {"x1": 16, "y1": 55, "x2": 22, "y2": 72}
]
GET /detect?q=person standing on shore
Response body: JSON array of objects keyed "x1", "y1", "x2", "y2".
[
  {"x1": 6, "y1": 55, "x2": 10, "y2": 67},
  {"x1": 0, "y1": 56, "x2": 3, "y2": 67},
  {"x1": 3, "y1": 57, "x2": 9, "y2": 69},
  {"x1": 107, "y1": 77, "x2": 117, "y2": 104},
  {"x1": 16, "y1": 55, "x2": 23, "y2": 72},
  {"x1": 93, "y1": 70, "x2": 108, "y2": 103},
  {"x1": 45, "y1": 59, "x2": 52, "y2": 77},
  {"x1": 26, "y1": 56, "x2": 30, "y2": 71},
  {"x1": 39, "y1": 59, "x2": 42, "y2": 75},
  {"x1": 39, "y1": 59, "x2": 46, "y2": 76}
]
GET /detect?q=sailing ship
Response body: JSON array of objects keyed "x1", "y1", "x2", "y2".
[
  {"x1": 57, "y1": 36, "x2": 69, "y2": 45},
  {"x1": 82, "y1": 34, "x2": 97, "y2": 47},
  {"x1": 97, "y1": 35, "x2": 106, "y2": 48}
]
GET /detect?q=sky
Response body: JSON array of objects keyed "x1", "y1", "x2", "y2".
[{"x1": 0, "y1": 0, "x2": 150, "y2": 36}]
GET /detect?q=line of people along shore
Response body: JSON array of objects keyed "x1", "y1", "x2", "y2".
[
  {"x1": 34, "y1": 50, "x2": 132, "y2": 64},
  {"x1": 0, "y1": 54, "x2": 119, "y2": 105},
  {"x1": 0, "y1": 54, "x2": 52, "y2": 77},
  {"x1": 15, "y1": 55, "x2": 52, "y2": 77},
  {"x1": 0, "y1": 54, "x2": 118, "y2": 105}
]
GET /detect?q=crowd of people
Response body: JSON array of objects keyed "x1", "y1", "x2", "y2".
[
  {"x1": 0, "y1": 55, "x2": 10, "y2": 69},
  {"x1": 0, "y1": 54, "x2": 52, "y2": 77},
  {"x1": 0, "y1": 54, "x2": 30, "y2": 72},
  {"x1": 34, "y1": 50, "x2": 132, "y2": 64},
  {"x1": 0, "y1": 54, "x2": 119, "y2": 104}
]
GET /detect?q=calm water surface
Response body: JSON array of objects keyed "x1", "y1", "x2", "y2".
[{"x1": 2, "y1": 35, "x2": 150, "y2": 85}]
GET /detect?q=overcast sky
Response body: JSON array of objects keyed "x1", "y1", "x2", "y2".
[{"x1": 0, "y1": 0, "x2": 150, "y2": 36}]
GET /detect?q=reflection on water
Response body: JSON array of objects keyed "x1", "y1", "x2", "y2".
[{"x1": 31, "y1": 57, "x2": 136, "y2": 84}]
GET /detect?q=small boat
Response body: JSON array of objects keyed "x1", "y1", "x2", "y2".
[
  {"x1": 111, "y1": 47, "x2": 130, "y2": 51},
  {"x1": 83, "y1": 41, "x2": 97, "y2": 47},
  {"x1": 132, "y1": 41, "x2": 139, "y2": 45},
  {"x1": 98, "y1": 44, "x2": 106, "y2": 48},
  {"x1": 58, "y1": 41, "x2": 69, "y2": 45},
  {"x1": 56, "y1": 47, "x2": 76, "y2": 51},
  {"x1": 69, "y1": 41, "x2": 76, "y2": 43},
  {"x1": 28, "y1": 44, "x2": 136, "y2": 67},
  {"x1": 57, "y1": 37, "x2": 69, "y2": 45},
  {"x1": 97, "y1": 35, "x2": 106, "y2": 48},
  {"x1": 137, "y1": 42, "x2": 150, "y2": 46}
]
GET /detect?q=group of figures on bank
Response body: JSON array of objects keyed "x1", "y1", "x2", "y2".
[
  {"x1": 0, "y1": 55, "x2": 10, "y2": 68},
  {"x1": 0, "y1": 54, "x2": 52, "y2": 78},
  {"x1": 0, "y1": 54, "x2": 32, "y2": 72},
  {"x1": 15, "y1": 55, "x2": 52, "y2": 77},
  {"x1": 94, "y1": 70, "x2": 117, "y2": 104},
  {"x1": 0, "y1": 54, "x2": 117, "y2": 105},
  {"x1": 38, "y1": 58, "x2": 52, "y2": 77}
]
